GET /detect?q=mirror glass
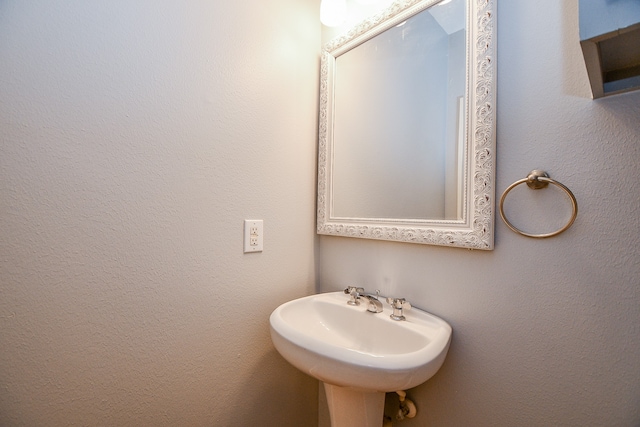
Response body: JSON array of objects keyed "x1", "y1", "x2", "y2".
[
  {"x1": 333, "y1": 0, "x2": 466, "y2": 220},
  {"x1": 317, "y1": 0, "x2": 496, "y2": 249}
]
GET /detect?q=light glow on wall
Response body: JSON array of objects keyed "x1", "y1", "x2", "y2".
[{"x1": 320, "y1": 0, "x2": 347, "y2": 27}]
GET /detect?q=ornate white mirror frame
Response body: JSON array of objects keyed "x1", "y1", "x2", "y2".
[{"x1": 317, "y1": 0, "x2": 496, "y2": 250}]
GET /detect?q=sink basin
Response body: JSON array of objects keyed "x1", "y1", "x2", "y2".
[{"x1": 269, "y1": 291, "x2": 451, "y2": 392}]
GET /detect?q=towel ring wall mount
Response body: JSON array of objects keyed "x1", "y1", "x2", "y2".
[{"x1": 499, "y1": 170, "x2": 578, "y2": 238}]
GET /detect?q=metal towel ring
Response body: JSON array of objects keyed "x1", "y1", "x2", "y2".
[{"x1": 499, "y1": 170, "x2": 578, "y2": 238}]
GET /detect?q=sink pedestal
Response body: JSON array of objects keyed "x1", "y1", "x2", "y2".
[{"x1": 324, "y1": 383, "x2": 385, "y2": 427}]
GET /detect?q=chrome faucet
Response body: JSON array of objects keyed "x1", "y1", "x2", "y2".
[
  {"x1": 344, "y1": 286, "x2": 365, "y2": 306},
  {"x1": 386, "y1": 297, "x2": 412, "y2": 321},
  {"x1": 343, "y1": 287, "x2": 383, "y2": 313},
  {"x1": 362, "y1": 290, "x2": 383, "y2": 313}
]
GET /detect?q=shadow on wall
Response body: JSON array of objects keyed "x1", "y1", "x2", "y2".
[{"x1": 215, "y1": 349, "x2": 318, "y2": 426}]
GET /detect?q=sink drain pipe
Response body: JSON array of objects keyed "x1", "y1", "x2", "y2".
[
  {"x1": 384, "y1": 390, "x2": 417, "y2": 425},
  {"x1": 395, "y1": 390, "x2": 417, "y2": 420}
]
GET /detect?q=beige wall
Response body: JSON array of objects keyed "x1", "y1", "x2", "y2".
[
  {"x1": 0, "y1": 1, "x2": 320, "y2": 426},
  {"x1": 320, "y1": 1, "x2": 640, "y2": 426},
  {"x1": 2, "y1": 0, "x2": 639, "y2": 426}
]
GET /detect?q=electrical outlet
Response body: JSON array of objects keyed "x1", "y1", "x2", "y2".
[{"x1": 244, "y1": 220, "x2": 263, "y2": 253}]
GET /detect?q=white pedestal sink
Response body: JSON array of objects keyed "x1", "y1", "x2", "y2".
[{"x1": 269, "y1": 291, "x2": 452, "y2": 427}]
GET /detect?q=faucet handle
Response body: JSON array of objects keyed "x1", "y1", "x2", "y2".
[
  {"x1": 386, "y1": 297, "x2": 411, "y2": 321},
  {"x1": 344, "y1": 286, "x2": 364, "y2": 295},
  {"x1": 386, "y1": 297, "x2": 411, "y2": 308},
  {"x1": 344, "y1": 286, "x2": 364, "y2": 305}
]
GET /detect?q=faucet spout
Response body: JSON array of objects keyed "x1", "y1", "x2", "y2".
[{"x1": 363, "y1": 291, "x2": 384, "y2": 313}]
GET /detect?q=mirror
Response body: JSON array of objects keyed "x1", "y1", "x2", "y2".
[{"x1": 317, "y1": 0, "x2": 496, "y2": 249}]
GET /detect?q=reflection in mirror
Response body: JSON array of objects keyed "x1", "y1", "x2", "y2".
[
  {"x1": 332, "y1": 0, "x2": 466, "y2": 220},
  {"x1": 317, "y1": 0, "x2": 496, "y2": 249}
]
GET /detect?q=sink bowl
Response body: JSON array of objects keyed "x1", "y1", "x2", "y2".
[{"x1": 269, "y1": 291, "x2": 452, "y2": 392}]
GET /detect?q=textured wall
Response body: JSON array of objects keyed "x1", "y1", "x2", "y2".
[
  {"x1": 0, "y1": 1, "x2": 320, "y2": 426},
  {"x1": 320, "y1": 0, "x2": 640, "y2": 426}
]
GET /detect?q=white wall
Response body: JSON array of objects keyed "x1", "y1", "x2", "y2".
[
  {"x1": 0, "y1": 1, "x2": 320, "y2": 426},
  {"x1": 320, "y1": 1, "x2": 640, "y2": 426}
]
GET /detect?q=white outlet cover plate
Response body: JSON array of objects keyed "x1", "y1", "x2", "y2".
[{"x1": 244, "y1": 219, "x2": 263, "y2": 253}]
